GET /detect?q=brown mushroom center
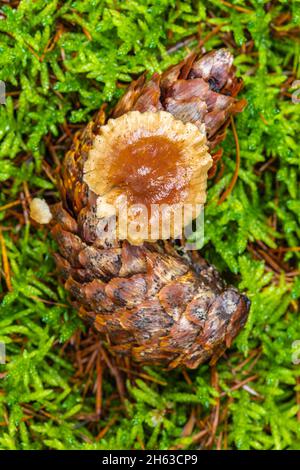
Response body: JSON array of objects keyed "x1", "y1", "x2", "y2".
[{"x1": 108, "y1": 135, "x2": 189, "y2": 207}]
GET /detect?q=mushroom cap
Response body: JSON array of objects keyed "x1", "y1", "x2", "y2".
[{"x1": 83, "y1": 111, "x2": 212, "y2": 244}]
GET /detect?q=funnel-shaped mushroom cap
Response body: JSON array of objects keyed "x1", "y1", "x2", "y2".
[{"x1": 83, "y1": 111, "x2": 212, "y2": 244}]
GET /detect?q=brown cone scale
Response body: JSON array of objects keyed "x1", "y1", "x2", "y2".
[{"x1": 43, "y1": 49, "x2": 249, "y2": 369}]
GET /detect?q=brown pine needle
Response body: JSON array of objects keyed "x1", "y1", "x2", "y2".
[
  {"x1": 277, "y1": 246, "x2": 300, "y2": 252},
  {"x1": 198, "y1": 23, "x2": 229, "y2": 47},
  {"x1": 182, "y1": 409, "x2": 196, "y2": 437},
  {"x1": 259, "y1": 113, "x2": 269, "y2": 125},
  {"x1": 182, "y1": 369, "x2": 193, "y2": 386},
  {"x1": 220, "y1": 374, "x2": 258, "y2": 397},
  {"x1": 95, "y1": 416, "x2": 118, "y2": 441},
  {"x1": 29, "y1": 296, "x2": 68, "y2": 307},
  {"x1": 0, "y1": 229, "x2": 12, "y2": 291},
  {"x1": 218, "y1": 116, "x2": 241, "y2": 205},
  {"x1": 0, "y1": 200, "x2": 21, "y2": 212},
  {"x1": 117, "y1": 367, "x2": 167, "y2": 386},
  {"x1": 95, "y1": 354, "x2": 103, "y2": 416},
  {"x1": 219, "y1": 0, "x2": 254, "y2": 14}
]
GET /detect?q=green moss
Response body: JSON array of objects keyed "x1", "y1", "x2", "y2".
[{"x1": 0, "y1": 0, "x2": 299, "y2": 450}]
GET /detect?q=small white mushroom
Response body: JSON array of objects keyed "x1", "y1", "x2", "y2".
[{"x1": 29, "y1": 198, "x2": 52, "y2": 224}]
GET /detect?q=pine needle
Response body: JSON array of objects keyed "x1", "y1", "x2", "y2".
[{"x1": 218, "y1": 116, "x2": 241, "y2": 205}]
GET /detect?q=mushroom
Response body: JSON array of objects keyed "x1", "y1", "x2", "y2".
[
  {"x1": 29, "y1": 198, "x2": 53, "y2": 225},
  {"x1": 83, "y1": 111, "x2": 212, "y2": 245}
]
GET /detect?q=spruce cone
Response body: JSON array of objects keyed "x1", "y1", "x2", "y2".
[{"x1": 32, "y1": 49, "x2": 250, "y2": 369}]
